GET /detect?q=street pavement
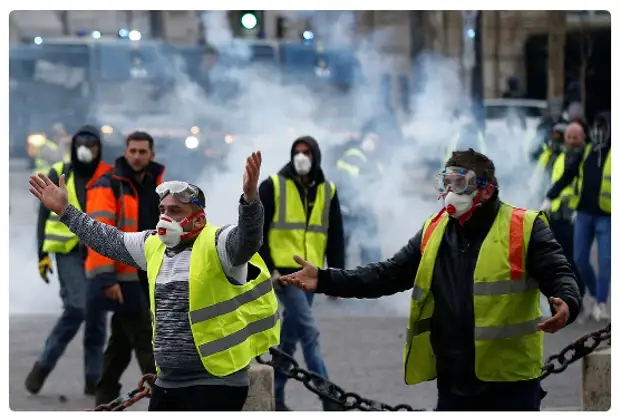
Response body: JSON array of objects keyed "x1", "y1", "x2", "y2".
[{"x1": 9, "y1": 310, "x2": 602, "y2": 411}]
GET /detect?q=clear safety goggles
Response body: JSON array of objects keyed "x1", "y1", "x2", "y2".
[
  {"x1": 434, "y1": 167, "x2": 487, "y2": 195},
  {"x1": 156, "y1": 181, "x2": 203, "y2": 208}
]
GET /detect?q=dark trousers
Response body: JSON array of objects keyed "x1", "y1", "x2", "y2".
[
  {"x1": 95, "y1": 307, "x2": 156, "y2": 405},
  {"x1": 436, "y1": 380, "x2": 543, "y2": 411},
  {"x1": 549, "y1": 218, "x2": 585, "y2": 296},
  {"x1": 37, "y1": 252, "x2": 107, "y2": 384},
  {"x1": 148, "y1": 384, "x2": 249, "y2": 411}
]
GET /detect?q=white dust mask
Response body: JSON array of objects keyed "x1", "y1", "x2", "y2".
[
  {"x1": 293, "y1": 153, "x2": 312, "y2": 176},
  {"x1": 76, "y1": 145, "x2": 94, "y2": 163},
  {"x1": 443, "y1": 191, "x2": 477, "y2": 218},
  {"x1": 156, "y1": 212, "x2": 203, "y2": 248}
]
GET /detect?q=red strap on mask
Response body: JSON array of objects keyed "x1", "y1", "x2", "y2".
[{"x1": 179, "y1": 210, "x2": 205, "y2": 240}]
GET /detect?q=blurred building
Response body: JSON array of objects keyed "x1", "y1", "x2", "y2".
[{"x1": 10, "y1": 10, "x2": 610, "y2": 104}]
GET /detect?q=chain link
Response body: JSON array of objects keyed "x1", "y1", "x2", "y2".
[
  {"x1": 85, "y1": 324, "x2": 610, "y2": 411},
  {"x1": 88, "y1": 374, "x2": 156, "y2": 411},
  {"x1": 541, "y1": 323, "x2": 610, "y2": 379}
]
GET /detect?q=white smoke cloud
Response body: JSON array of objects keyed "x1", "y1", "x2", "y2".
[{"x1": 10, "y1": 11, "x2": 546, "y2": 317}]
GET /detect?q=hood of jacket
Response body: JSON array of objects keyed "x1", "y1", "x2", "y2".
[
  {"x1": 71, "y1": 125, "x2": 103, "y2": 177},
  {"x1": 278, "y1": 135, "x2": 326, "y2": 184}
]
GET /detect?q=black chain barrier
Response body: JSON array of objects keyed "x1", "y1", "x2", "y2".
[{"x1": 88, "y1": 323, "x2": 610, "y2": 411}]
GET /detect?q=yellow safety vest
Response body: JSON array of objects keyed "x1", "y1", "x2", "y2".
[
  {"x1": 444, "y1": 131, "x2": 486, "y2": 161},
  {"x1": 336, "y1": 148, "x2": 383, "y2": 177},
  {"x1": 550, "y1": 152, "x2": 579, "y2": 213},
  {"x1": 403, "y1": 203, "x2": 543, "y2": 385},
  {"x1": 537, "y1": 147, "x2": 553, "y2": 169},
  {"x1": 144, "y1": 224, "x2": 280, "y2": 377},
  {"x1": 574, "y1": 144, "x2": 612, "y2": 213},
  {"x1": 42, "y1": 162, "x2": 83, "y2": 254},
  {"x1": 268, "y1": 174, "x2": 335, "y2": 268}
]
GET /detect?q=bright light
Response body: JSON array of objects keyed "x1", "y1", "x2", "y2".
[
  {"x1": 466, "y1": 28, "x2": 476, "y2": 39},
  {"x1": 118, "y1": 28, "x2": 129, "y2": 38},
  {"x1": 240, "y1": 13, "x2": 258, "y2": 30},
  {"x1": 91, "y1": 31, "x2": 102, "y2": 39},
  {"x1": 302, "y1": 31, "x2": 314, "y2": 41},
  {"x1": 128, "y1": 30, "x2": 142, "y2": 41},
  {"x1": 190, "y1": 126, "x2": 200, "y2": 135},
  {"x1": 27, "y1": 134, "x2": 46, "y2": 147},
  {"x1": 101, "y1": 125, "x2": 114, "y2": 134},
  {"x1": 33, "y1": 37, "x2": 43, "y2": 45},
  {"x1": 185, "y1": 136, "x2": 199, "y2": 149},
  {"x1": 224, "y1": 135, "x2": 234, "y2": 144}
]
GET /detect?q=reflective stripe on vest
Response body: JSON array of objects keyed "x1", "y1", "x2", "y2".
[
  {"x1": 144, "y1": 224, "x2": 280, "y2": 377},
  {"x1": 575, "y1": 144, "x2": 612, "y2": 213},
  {"x1": 42, "y1": 162, "x2": 82, "y2": 254},
  {"x1": 550, "y1": 152, "x2": 578, "y2": 213},
  {"x1": 403, "y1": 204, "x2": 543, "y2": 385},
  {"x1": 336, "y1": 148, "x2": 367, "y2": 177},
  {"x1": 268, "y1": 174, "x2": 335, "y2": 268}
]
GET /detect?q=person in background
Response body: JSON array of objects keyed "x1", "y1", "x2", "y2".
[
  {"x1": 541, "y1": 112, "x2": 611, "y2": 321},
  {"x1": 85, "y1": 131, "x2": 165, "y2": 405},
  {"x1": 31, "y1": 123, "x2": 71, "y2": 175},
  {"x1": 335, "y1": 122, "x2": 385, "y2": 266},
  {"x1": 26, "y1": 125, "x2": 112, "y2": 396},
  {"x1": 280, "y1": 149, "x2": 581, "y2": 412},
  {"x1": 258, "y1": 136, "x2": 345, "y2": 411},
  {"x1": 539, "y1": 123, "x2": 586, "y2": 297}
]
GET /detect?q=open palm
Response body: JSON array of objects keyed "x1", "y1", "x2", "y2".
[
  {"x1": 279, "y1": 255, "x2": 319, "y2": 292},
  {"x1": 243, "y1": 151, "x2": 262, "y2": 200},
  {"x1": 29, "y1": 173, "x2": 69, "y2": 215}
]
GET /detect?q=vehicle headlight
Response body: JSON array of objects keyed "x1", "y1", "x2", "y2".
[
  {"x1": 27, "y1": 134, "x2": 46, "y2": 147},
  {"x1": 225, "y1": 134, "x2": 234, "y2": 144},
  {"x1": 101, "y1": 125, "x2": 114, "y2": 135},
  {"x1": 185, "y1": 136, "x2": 199, "y2": 149}
]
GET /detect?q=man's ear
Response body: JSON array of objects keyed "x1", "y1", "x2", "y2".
[
  {"x1": 481, "y1": 183, "x2": 496, "y2": 200},
  {"x1": 195, "y1": 211, "x2": 207, "y2": 228}
]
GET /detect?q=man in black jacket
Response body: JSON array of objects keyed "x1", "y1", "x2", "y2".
[
  {"x1": 258, "y1": 136, "x2": 345, "y2": 411},
  {"x1": 541, "y1": 112, "x2": 611, "y2": 322},
  {"x1": 280, "y1": 149, "x2": 582, "y2": 411},
  {"x1": 27, "y1": 125, "x2": 112, "y2": 395}
]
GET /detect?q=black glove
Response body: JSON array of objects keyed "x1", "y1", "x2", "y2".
[{"x1": 38, "y1": 253, "x2": 53, "y2": 284}]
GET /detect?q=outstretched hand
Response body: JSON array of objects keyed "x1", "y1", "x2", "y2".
[
  {"x1": 243, "y1": 151, "x2": 262, "y2": 202},
  {"x1": 537, "y1": 297, "x2": 570, "y2": 333},
  {"x1": 279, "y1": 255, "x2": 319, "y2": 292},
  {"x1": 29, "y1": 173, "x2": 69, "y2": 215}
]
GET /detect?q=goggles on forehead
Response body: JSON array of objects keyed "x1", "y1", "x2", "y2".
[
  {"x1": 434, "y1": 166, "x2": 488, "y2": 195},
  {"x1": 156, "y1": 181, "x2": 203, "y2": 208}
]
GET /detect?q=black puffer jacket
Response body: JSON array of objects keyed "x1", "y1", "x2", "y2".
[{"x1": 316, "y1": 194, "x2": 582, "y2": 394}]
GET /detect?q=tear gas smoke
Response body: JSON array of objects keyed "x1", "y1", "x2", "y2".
[{"x1": 9, "y1": 11, "x2": 546, "y2": 316}]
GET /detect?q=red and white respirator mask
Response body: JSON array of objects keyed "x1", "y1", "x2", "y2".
[
  {"x1": 155, "y1": 181, "x2": 204, "y2": 248},
  {"x1": 434, "y1": 167, "x2": 487, "y2": 219}
]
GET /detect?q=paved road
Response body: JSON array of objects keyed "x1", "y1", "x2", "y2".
[{"x1": 9, "y1": 310, "x2": 603, "y2": 411}]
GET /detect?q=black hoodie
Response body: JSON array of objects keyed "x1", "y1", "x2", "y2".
[
  {"x1": 37, "y1": 125, "x2": 105, "y2": 258},
  {"x1": 258, "y1": 136, "x2": 345, "y2": 275},
  {"x1": 546, "y1": 111, "x2": 611, "y2": 216}
]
